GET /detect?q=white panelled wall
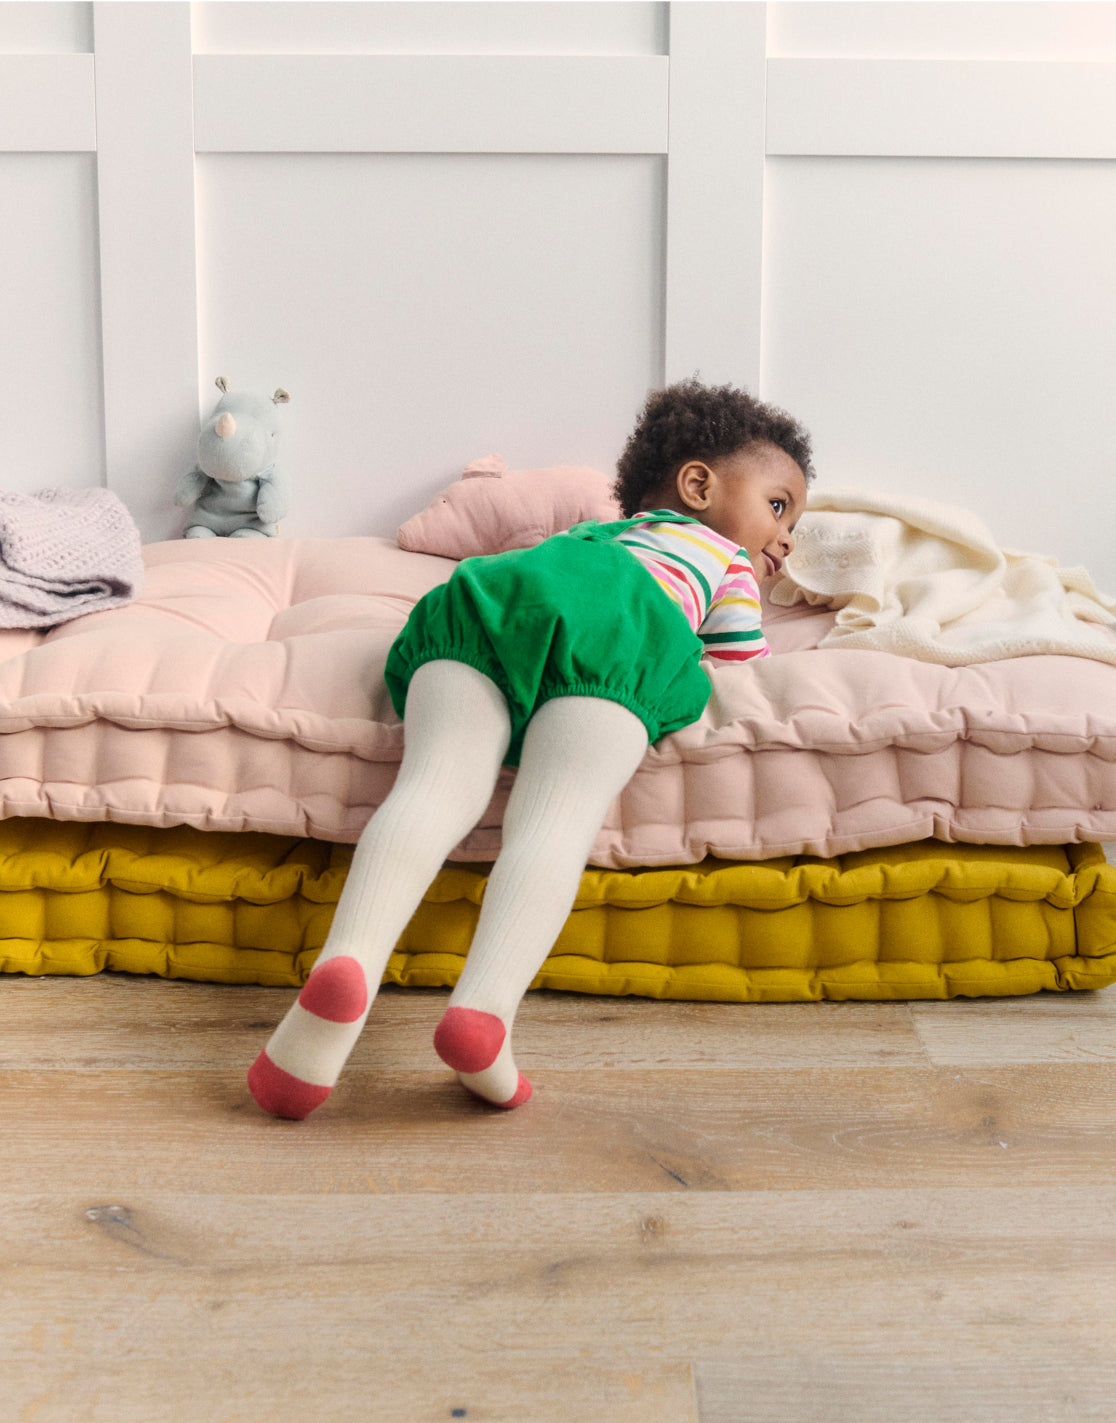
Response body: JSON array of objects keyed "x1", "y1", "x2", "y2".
[{"x1": 1, "y1": 1, "x2": 1114, "y2": 586}]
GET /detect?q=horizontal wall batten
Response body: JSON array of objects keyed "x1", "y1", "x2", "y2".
[
  {"x1": 766, "y1": 59, "x2": 1116, "y2": 159},
  {"x1": 0, "y1": 55, "x2": 95, "y2": 152},
  {"x1": 194, "y1": 54, "x2": 669, "y2": 153}
]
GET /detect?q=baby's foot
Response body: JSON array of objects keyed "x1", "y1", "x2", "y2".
[
  {"x1": 433, "y1": 1006, "x2": 533, "y2": 1109},
  {"x1": 248, "y1": 955, "x2": 369, "y2": 1119}
]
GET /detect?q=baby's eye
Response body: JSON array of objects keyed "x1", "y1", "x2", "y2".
[{"x1": 770, "y1": 498, "x2": 786, "y2": 516}]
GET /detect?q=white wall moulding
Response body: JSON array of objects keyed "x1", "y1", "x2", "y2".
[
  {"x1": 11, "y1": 0, "x2": 1105, "y2": 573},
  {"x1": 192, "y1": 1, "x2": 667, "y2": 57},
  {"x1": 193, "y1": 55, "x2": 669, "y2": 154},
  {"x1": 0, "y1": 55, "x2": 95, "y2": 151},
  {"x1": 766, "y1": 58, "x2": 1116, "y2": 160},
  {"x1": 665, "y1": 1, "x2": 766, "y2": 390},
  {"x1": 93, "y1": 2, "x2": 200, "y2": 540}
]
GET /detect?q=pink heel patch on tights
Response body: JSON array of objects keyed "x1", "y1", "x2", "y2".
[
  {"x1": 247, "y1": 1050, "x2": 332, "y2": 1120},
  {"x1": 433, "y1": 1006, "x2": 506, "y2": 1073},
  {"x1": 298, "y1": 955, "x2": 368, "y2": 1023}
]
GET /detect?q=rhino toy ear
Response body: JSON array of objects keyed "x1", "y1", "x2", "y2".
[
  {"x1": 215, "y1": 376, "x2": 230, "y2": 393},
  {"x1": 272, "y1": 389, "x2": 291, "y2": 405}
]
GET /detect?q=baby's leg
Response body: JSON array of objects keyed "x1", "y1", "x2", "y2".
[
  {"x1": 248, "y1": 660, "x2": 511, "y2": 1118},
  {"x1": 433, "y1": 695, "x2": 648, "y2": 1106}
]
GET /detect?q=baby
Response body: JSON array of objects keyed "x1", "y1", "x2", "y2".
[{"x1": 248, "y1": 377, "x2": 814, "y2": 1118}]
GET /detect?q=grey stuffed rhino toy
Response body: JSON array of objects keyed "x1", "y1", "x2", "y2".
[{"x1": 175, "y1": 377, "x2": 291, "y2": 537}]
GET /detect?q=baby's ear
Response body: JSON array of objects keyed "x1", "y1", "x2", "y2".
[
  {"x1": 272, "y1": 388, "x2": 290, "y2": 405},
  {"x1": 462, "y1": 454, "x2": 507, "y2": 480},
  {"x1": 215, "y1": 376, "x2": 230, "y2": 393}
]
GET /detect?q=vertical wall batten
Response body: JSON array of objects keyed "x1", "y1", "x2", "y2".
[
  {"x1": 664, "y1": 2, "x2": 767, "y2": 392},
  {"x1": 93, "y1": 2, "x2": 199, "y2": 540}
]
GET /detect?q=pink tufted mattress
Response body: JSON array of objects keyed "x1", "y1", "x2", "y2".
[{"x1": 0, "y1": 535, "x2": 1112, "y2": 868}]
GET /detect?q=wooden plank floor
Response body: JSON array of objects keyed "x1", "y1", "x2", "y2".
[{"x1": 5, "y1": 857, "x2": 1116, "y2": 1422}]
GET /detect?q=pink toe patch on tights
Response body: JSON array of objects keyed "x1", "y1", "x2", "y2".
[
  {"x1": 463, "y1": 1072, "x2": 534, "y2": 1110},
  {"x1": 499, "y1": 1073, "x2": 534, "y2": 1109},
  {"x1": 247, "y1": 1050, "x2": 332, "y2": 1120},
  {"x1": 433, "y1": 1006, "x2": 506, "y2": 1073},
  {"x1": 298, "y1": 955, "x2": 368, "y2": 1023}
]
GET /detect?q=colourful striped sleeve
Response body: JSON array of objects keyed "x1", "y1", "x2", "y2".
[
  {"x1": 615, "y1": 518, "x2": 737, "y2": 633},
  {"x1": 638, "y1": 556, "x2": 703, "y2": 625},
  {"x1": 699, "y1": 555, "x2": 769, "y2": 662}
]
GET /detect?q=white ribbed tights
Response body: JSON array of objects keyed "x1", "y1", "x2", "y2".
[{"x1": 247, "y1": 659, "x2": 648, "y2": 1116}]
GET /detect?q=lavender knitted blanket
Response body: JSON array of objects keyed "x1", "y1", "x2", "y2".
[{"x1": 0, "y1": 487, "x2": 143, "y2": 628}]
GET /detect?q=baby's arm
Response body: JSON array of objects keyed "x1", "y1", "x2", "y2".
[{"x1": 699, "y1": 553, "x2": 770, "y2": 662}]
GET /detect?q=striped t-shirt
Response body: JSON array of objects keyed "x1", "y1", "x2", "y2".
[{"x1": 613, "y1": 510, "x2": 769, "y2": 663}]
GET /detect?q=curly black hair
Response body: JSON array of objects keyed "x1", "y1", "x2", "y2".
[{"x1": 613, "y1": 377, "x2": 815, "y2": 517}]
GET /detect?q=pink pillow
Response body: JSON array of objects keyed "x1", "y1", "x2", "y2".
[{"x1": 396, "y1": 454, "x2": 622, "y2": 559}]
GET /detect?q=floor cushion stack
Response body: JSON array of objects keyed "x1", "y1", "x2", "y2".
[{"x1": 2, "y1": 818, "x2": 1113, "y2": 1002}]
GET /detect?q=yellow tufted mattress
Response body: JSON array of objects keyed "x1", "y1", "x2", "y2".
[{"x1": 2, "y1": 818, "x2": 1115, "y2": 1000}]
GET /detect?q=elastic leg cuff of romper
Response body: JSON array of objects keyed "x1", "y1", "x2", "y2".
[
  {"x1": 534, "y1": 682, "x2": 662, "y2": 745},
  {"x1": 393, "y1": 656, "x2": 680, "y2": 749},
  {"x1": 392, "y1": 647, "x2": 507, "y2": 701}
]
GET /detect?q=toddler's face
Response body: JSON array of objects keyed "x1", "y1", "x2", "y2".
[{"x1": 677, "y1": 442, "x2": 807, "y2": 583}]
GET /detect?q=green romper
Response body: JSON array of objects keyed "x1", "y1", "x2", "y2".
[{"x1": 384, "y1": 514, "x2": 713, "y2": 766}]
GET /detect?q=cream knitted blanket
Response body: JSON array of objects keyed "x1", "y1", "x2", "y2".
[
  {"x1": 0, "y1": 487, "x2": 143, "y2": 628},
  {"x1": 768, "y1": 487, "x2": 1116, "y2": 666}
]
